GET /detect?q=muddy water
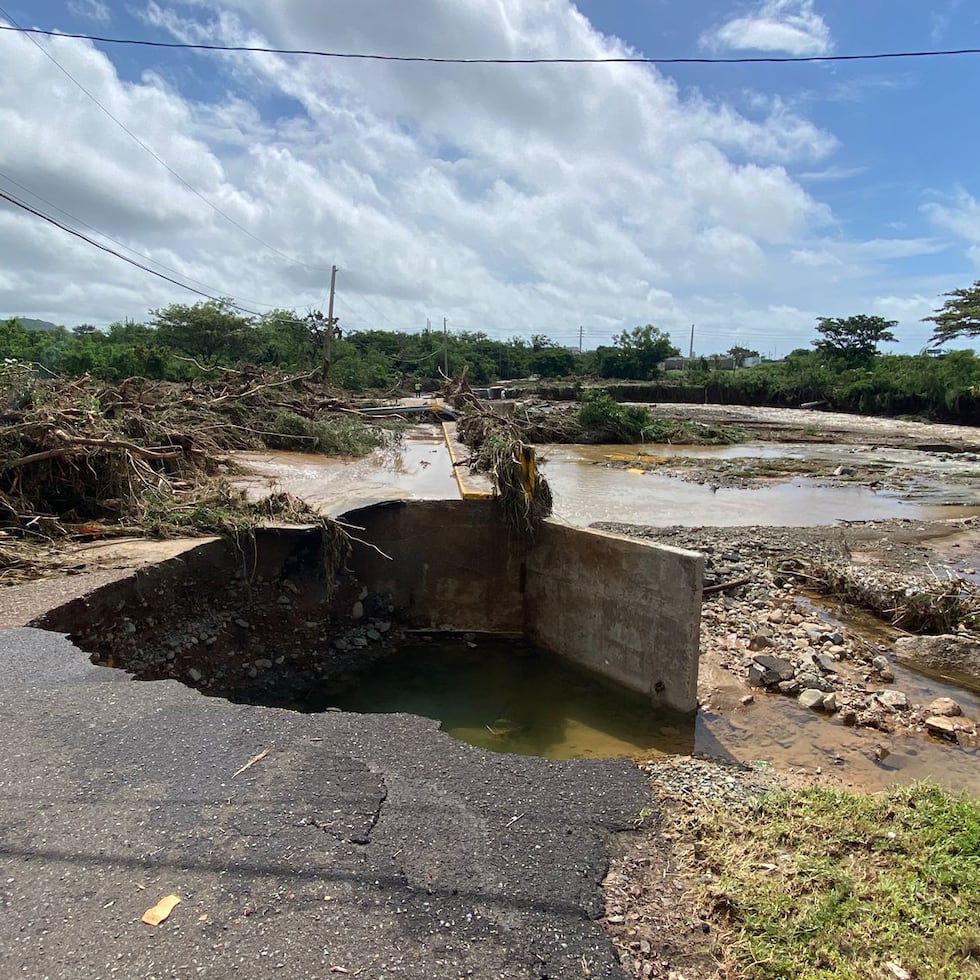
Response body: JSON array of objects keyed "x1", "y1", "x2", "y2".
[
  {"x1": 699, "y1": 597, "x2": 980, "y2": 794},
  {"x1": 313, "y1": 639, "x2": 695, "y2": 761},
  {"x1": 539, "y1": 444, "x2": 980, "y2": 527},
  {"x1": 236, "y1": 429, "x2": 459, "y2": 515},
  {"x1": 237, "y1": 438, "x2": 980, "y2": 787}
]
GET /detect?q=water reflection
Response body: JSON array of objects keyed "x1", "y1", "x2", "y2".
[{"x1": 308, "y1": 639, "x2": 695, "y2": 761}]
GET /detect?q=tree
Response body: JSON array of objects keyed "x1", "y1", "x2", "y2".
[
  {"x1": 923, "y1": 281, "x2": 980, "y2": 342},
  {"x1": 812, "y1": 315, "x2": 897, "y2": 366},
  {"x1": 727, "y1": 345, "x2": 759, "y2": 368},
  {"x1": 149, "y1": 300, "x2": 254, "y2": 363},
  {"x1": 596, "y1": 325, "x2": 678, "y2": 379}
]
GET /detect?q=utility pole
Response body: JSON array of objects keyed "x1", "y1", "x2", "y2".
[
  {"x1": 689, "y1": 324, "x2": 695, "y2": 360},
  {"x1": 579, "y1": 325, "x2": 584, "y2": 353},
  {"x1": 322, "y1": 264, "x2": 338, "y2": 380},
  {"x1": 443, "y1": 316, "x2": 449, "y2": 377}
]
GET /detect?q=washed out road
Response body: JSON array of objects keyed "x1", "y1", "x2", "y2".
[{"x1": 0, "y1": 628, "x2": 649, "y2": 979}]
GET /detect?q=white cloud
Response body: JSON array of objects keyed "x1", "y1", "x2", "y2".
[
  {"x1": 703, "y1": 0, "x2": 833, "y2": 57},
  {"x1": 66, "y1": 0, "x2": 111, "y2": 24},
  {"x1": 0, "y1": 1, "x2": 941, "y2": 357}
]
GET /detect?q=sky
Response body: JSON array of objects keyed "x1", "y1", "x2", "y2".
[{"x1": 1, "y1": 0, "x2": 979, "y2": 357}]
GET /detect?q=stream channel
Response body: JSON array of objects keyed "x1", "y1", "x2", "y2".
[{"x1": 239, "y1": 435, "x2": 980, "y2": 793}]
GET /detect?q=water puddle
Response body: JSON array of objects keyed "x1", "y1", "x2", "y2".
[
  {"x1": 700, "y1": 595, "x2": 980, "y2": 794},
  {"x1": 538, "y1": 444, "x2": 980, "y2": 527},
  {"x1": 307, "y1": 638, "x2": 695, "y2": 761}
]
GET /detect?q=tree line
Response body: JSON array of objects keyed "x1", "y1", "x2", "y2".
[{"x1": 3, "y1": 280, "x2": 980, "y2": 422}]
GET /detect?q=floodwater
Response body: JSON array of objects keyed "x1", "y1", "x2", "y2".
[
  {"x1": 235, "y1": 428, "x2": 459, "y2": 516},
  {"x1": 237, "y1": 435, "x2": 980, "y2": 786},
  {"x1": 311, "y1": 639, "x2": 695, "y2": 761},
  {"x1": 539, "y1": 443, "x2": 980, "y2": 527}
]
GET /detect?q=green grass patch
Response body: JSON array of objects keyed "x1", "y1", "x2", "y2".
[{"x1": 697, "y1": 785, "x2": 980, "y2": 979}]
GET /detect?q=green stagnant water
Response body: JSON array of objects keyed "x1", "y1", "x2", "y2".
[{"x1": 310, "y1": 639, "x2": 696, "y2": 760}]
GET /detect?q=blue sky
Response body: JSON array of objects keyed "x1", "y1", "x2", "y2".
[{"x1": 1, "y1": 0, "x2": 979, "y2": 356}]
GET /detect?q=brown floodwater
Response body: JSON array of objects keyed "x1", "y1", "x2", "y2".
[
  {"x1": 235, "y1": 438, "x2": 980, "y2": 790},
  {"x1": 538, "y1": 443, "x2": 980, "y2": 527}
]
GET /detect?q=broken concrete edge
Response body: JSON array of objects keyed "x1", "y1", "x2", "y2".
[
  {"x1": 0, "y1": 626, "x2": 656, "y2": 980},
  {"x1": 9, "y1": 498, "x2": 702, "y2": 717}
]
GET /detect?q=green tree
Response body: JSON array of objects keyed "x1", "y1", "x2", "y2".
[
  {"x1": 727, "y1": 345, "x2": 759, "y2": 368},
  {"x1": 924, "y1": 281, "x2": 980, "y2": 342},
  {"x1": 149, "y1": 300, "x2": 254, "y2": 363},
  {"x1": 596, "y1": 325, "x2": 678, "y2": 379},
  {"x1": 812, "y1": 315, "x2": 897, "y2": 366}
]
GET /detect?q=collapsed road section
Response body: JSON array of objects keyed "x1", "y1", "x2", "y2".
[
  {"x1": 0, "y1": 626, "x2": 651, "y2": 979},
  {"x1": 32, "y1": 500, "x2": 703, "y2": 715}
]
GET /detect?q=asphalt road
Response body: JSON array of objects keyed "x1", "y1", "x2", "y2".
[{"x1": 0, "y1": 628, "x2": 651, "y2": 979}]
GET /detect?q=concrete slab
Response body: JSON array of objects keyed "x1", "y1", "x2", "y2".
[{"x1": 0, "y1": 629, "x2": 649, "y2": 979}]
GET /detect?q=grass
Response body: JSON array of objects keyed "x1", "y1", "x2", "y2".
[{"x1": 695, "y1": 785, "x2": 980, "y2": 979}]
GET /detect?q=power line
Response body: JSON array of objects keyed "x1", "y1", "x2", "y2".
[
  {"x1": 0, "y1": 168, "x2": 289, "y2": 310},
  {"x1": 0, "y1": 8, "x2": 334, "y2": 276},
  {"x1": 1, "y1": 24, "x2": 978, "y2": 65},
  {"x1": 0, "y1": 185, "x2": 261, "y2": 316}
]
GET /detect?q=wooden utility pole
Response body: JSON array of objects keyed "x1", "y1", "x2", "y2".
[
  {"x1": 579, "y1": 325, "x2": 584, "y2": 353},
  {"x1": 323, "y1": 264, "x2": 338, "y2": 380},
  {"x1": 443, "y1": 316, "x2": 449, "y2": 376},
  {"x1": 688, "y1": 324, "x2": 695, "y2": 359}
]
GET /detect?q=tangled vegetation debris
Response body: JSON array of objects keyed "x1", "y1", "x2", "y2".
[
  {"x1": 777, "y1": 557, "x2": 980, "y2": 636},
  {"x1": 0, "y1": 365, "x2": 392, "y2": 582}
]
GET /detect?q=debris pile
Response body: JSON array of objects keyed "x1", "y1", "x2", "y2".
[{"x1": 0, "y1": 366, "x2": 388, "y2": 580}]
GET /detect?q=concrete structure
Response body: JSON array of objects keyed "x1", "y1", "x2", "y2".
[{"x1": 346, "y1": 499, "x2": 702, "y2": 713}]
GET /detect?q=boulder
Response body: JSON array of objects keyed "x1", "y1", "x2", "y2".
[{"x1": 893, "y1": 634, "x2": 980, "y2": 688}]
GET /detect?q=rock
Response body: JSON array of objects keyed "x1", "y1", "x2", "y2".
[
  {"x1": 739, "y1": 694, "x2": 755, "y2": 705},
  {"x1": 748, "y1": 634, "x2": 774, "y2": 651},
  {"x1": 747, "y1": 664, "x2": 778, "y2": 688},
  {"x1": 813, "y1": 652, "x2": 838, "y2": 674},
  {"x1": 351, "y1": 601, "x2": 365, "y2": 620},
  {"x1": 841, "y1": 709, "x2": 858, "y2": 727},
  {"x1": 351, "y1": 636, "x2": 369, "y2": 648},
  {"x1": 377, "y1": 621, "x2": 392, "y2": 633},
  {"x1": 924, "y1": 716, "x2": 958, "y2": 739},
  {"x1": 833, "y1": 464, "x2": 856, "y2": 477},
  {"x1": 821, "y1": 693, "x2": 838, "y2": 714},
  {"x1": 879, "y1": 668, "x2": 895, "y2": 683},
  {"x1": 893, "y1": 634, "x2": 980, "y2": 687},
  {"x1": 254, "y1": 658, "x2": 272, "y2": 669},
  {"x1": 871, "y1": 654, "x2": 890, "y2": 671},
  {"x1": 767, "y1": 609, "x2": 785, "y2": 624},
  {"x1": 796, "y1": 671, "x2": 835, "y2": 693},
  {"x1": 187, "y1": 667, "x2": 202, "y2": 682},
  {"x1": 875, "y1": 690, "x2": 909, "y2": 711},
  {"x1": 798, "y1": 689, "x2": 826, "y2": 711},
  {"x1": 777, "y1": 679, "x2": 801, "y2": 696},
  {"x1": 366, "y1": 629, "x2": 381, "y2": 641},
  {"x1": 752, "y1": 654, "x2": 795, "y2": 681},
  {"x1": 333, "y1": 638, "x2": 350, "y2": 651},
  {"x1": 926, "y1": 697, "x2": 962, "y2": 717},
  {"x1": 874, "y1": 744, "x2": 890, "y2": 761}
]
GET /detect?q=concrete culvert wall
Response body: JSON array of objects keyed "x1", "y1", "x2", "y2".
[
  {"x1": 345, "y1": 500, "x2": 703, "y2": 712},
  {"x1": 34, "y1": 501, "x2": 703, "y2": 715}
]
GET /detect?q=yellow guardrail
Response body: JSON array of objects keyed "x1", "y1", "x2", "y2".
[{"x1": 441, "y1": 421, "x2": 494, "y2": 500}]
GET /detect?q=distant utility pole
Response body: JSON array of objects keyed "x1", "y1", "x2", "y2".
[
  {"x1": 579, "y1": 325, "x2": 584, "y2": 353},
  {"x1": 443, "y1": 316, "x2": 449, "y2": 376},
  {"x1": 689, "y1": 324, "x2": 695, "y2": 359},
  {"x1": 321, "y1": 264, "x2": 339, "y2": 381}
]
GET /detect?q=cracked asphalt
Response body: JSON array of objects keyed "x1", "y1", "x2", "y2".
[{"x1": 0, "y1": 628, "x2": 651, "y2": 979}]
